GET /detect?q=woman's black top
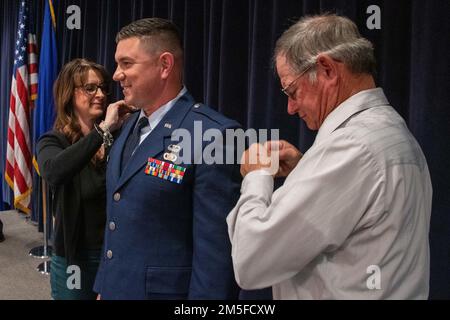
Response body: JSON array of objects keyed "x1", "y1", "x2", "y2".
[{"x1": 37, "y1": 129, "x2": 106, "y2": 264}]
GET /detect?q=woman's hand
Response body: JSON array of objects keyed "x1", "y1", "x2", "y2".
[{"x1": 101, "y1": 100, "x2": 137, "y2": 132}]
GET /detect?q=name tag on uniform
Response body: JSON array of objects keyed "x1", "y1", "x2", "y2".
[{"x1": 144, "y1": 157, "x2": 186, "y2": 184}]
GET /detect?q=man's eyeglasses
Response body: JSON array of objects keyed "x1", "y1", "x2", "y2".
[
  {"x1": 78, "y1": 83, "x2": 111, "y2": 96},
  {"x1": 281, "y1": 64, "x2": 314, "y2": 99}
]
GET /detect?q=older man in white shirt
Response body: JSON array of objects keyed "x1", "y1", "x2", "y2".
[{"x1": 227, "y1": 14, "x2": 432, "y2": 299}]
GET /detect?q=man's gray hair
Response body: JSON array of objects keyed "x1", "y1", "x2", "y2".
[
  {"x1": 116, "y1": 17, "x2": 183, "y2": 58},
  {"x1": 274, "y1": 14, "x2": 376, "y2": 77}
]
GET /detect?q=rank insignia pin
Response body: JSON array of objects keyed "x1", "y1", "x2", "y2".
[
  {"x1": 163, "y1": 152, "x2": 178, "y2": 163},
  {"x1": 168, "y1": 144, "x2": 181, "y2": 153}
]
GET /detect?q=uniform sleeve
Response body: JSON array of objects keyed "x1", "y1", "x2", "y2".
[
  {"x1": 188, "y1": 124, "x2": 241, "y2": 299},
  {"x1": 227, "y1": 134, "x2": 384, "y2": 290},
  {"x1": 37, "y1": 130, "x2": 103, "y2": 187}
]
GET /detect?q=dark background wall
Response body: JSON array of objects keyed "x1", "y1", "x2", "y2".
[{"x1": 1, "y1": 0, "x2": 449, "y2": 299}]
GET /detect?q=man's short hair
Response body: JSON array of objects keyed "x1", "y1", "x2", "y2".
[
  {"x1": 116, "y1": 17, "x2": 183, "y2": 58},
  {"x1": 274, "y1": 14, "x2": 376, "y2": 77}
]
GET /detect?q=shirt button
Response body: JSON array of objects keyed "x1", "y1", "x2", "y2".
[
  {"x1": 113, "y1": 193, "x2": 120, "y2": 201},
  {"x1": 106, "y1": 250, "x2": 113, "y2": 259},
  {"x1": 109, "y1": 222, "x2": 116, "y2": 231}
]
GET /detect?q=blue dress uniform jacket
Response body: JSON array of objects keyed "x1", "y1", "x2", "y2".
[{"x1": 93, "y1": 92, "x2": 241, "y2": 299}]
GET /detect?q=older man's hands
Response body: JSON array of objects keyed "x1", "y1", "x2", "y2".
[{"x1": 240, "y1": 140, "x2": 302, "y2": 178}]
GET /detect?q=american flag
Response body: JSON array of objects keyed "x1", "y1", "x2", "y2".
[{"x1": 5, "y1": 0, "x2": 38, "y2": 214}]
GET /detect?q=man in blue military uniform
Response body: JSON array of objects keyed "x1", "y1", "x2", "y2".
[{"x1": 93, "y1": 18, "x2": 241, "y2": 299}]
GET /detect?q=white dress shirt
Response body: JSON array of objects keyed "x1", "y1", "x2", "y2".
[{"x1": 227, "y1": 88, "x2": 432, "y2": 299}]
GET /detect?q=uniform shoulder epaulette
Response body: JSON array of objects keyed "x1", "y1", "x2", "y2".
[
  {"x1": 191, "y1": 102, "x2": 220, "y2": 122},
  {"x1": 191, "y1": 102, "x2": 239, "y2": 128},
  {"x1": 191, "y1": 102, "x2": 207, "y2": 114}
]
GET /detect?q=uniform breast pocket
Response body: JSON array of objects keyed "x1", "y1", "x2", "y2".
[
  {"x1": 138, "y1": 161, "x2": 193, "y2": 221},
  {"x1": 145, "y1": 266, "x2": 192, "y2": 300}
]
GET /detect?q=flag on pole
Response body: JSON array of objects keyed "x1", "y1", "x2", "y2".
[
  {"x1": 33, "y1": 0, "x2": 58, "y2": 174},
  {"x1": 5, "y1": 0, "x2": 38, "y2": 214},
  {"x1": 31, "y1": 0, "x2": 58, "y2": 231}
]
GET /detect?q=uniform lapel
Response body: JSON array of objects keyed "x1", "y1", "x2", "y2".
[{"x1": 113, "y1": 92, "x2": 196, "y2": 192}]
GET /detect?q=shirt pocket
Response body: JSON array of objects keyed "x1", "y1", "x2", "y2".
[{"x1": 145, "y1": 266, "x2": 192, "y2": 300}]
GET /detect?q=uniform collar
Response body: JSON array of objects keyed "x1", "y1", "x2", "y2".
[{"x1": 136, "y1": 86, "x2": 188, "y2": 132}]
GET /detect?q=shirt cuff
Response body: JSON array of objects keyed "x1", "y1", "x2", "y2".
[{"x1": 242, "y1": 169, "x2": 274, "y2": 201}]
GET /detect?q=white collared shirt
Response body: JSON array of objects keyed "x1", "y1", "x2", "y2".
[
  {"x1": 227, "y1": 88, "x2": 432, "y2": 299},
  {"x1": 135, "y1": 86, "x2": 187, "y2": 146}
]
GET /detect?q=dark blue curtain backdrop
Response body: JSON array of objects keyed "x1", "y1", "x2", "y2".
[{"x1": 1, "y1": 0, "x2": 449, "y2": 299}]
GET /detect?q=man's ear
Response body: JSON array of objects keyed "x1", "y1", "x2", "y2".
[
  {"x1": 159, "y1": 52, "x2": 175, "y2": 79},
  {"x1": 316, "y1": 54, "x2": 339, "y2": 81}
]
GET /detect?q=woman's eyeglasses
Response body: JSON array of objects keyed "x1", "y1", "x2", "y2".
[{"x1": 78, "y1": 83, "x2": 111, "y2": 96}]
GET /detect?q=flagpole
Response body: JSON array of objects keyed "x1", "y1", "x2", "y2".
[
  {"x1": 37, "y1": 178, "x2": 51, "y2": 274},
  {"x1": 29, "y1": 177, "x2": 52, "y2": 275}
]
